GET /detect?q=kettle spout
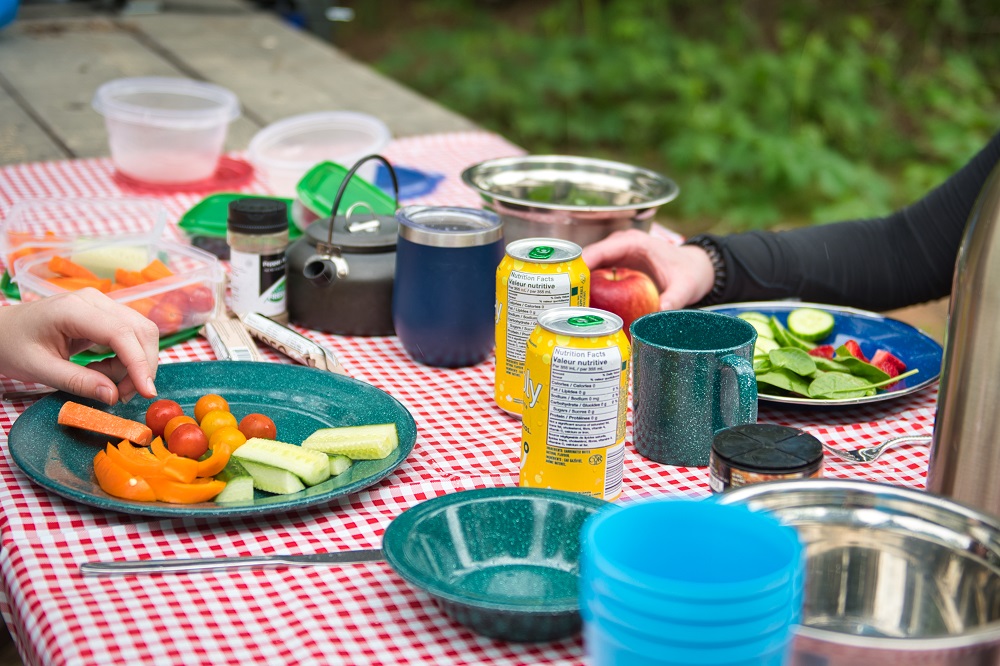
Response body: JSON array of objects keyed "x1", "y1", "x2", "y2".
[
  {"x1": 303, "y1": 252, "x2": 349, "y2": 287},
  {"x1": 927, "y1": 163, "x2": 1000, "y2": 517}
]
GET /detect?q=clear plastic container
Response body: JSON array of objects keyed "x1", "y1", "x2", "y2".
[
  {"x1": 1, "y1": 198, "x2": 168, "y2": 277},
  {"x1": 13, "y1": 239, "x2": 224, "y2": 336},
  {"x1": 92, "y1": 77, "x2": 241, "y2": 185},
  {"x1": 247, "y1": 111, "x2": 391, "y2": 197}
]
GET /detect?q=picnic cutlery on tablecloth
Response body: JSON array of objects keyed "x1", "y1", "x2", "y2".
[
  {"x1": 79, "y1": 548, "x2": 385, "y2": 576},
  {"x1": 821, "y1": 434, "x2": 931, "y2": 464}
]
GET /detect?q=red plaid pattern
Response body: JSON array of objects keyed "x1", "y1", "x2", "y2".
[{"x1": 0, "y1": 133, "x2": 936, "y2": 665}]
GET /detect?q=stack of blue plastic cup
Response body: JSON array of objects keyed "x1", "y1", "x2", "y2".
[{"x1": 580, "y1": 499, "x2": 804, "y2": 666}]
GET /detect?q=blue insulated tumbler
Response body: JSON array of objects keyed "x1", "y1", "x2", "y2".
[{"x1": 392, "y1": 206, "x2": 504, "y2": 367}]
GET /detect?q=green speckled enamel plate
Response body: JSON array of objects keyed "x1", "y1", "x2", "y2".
[{"x1": 8, "y1": 361, "x2": 416, "y2": 518}]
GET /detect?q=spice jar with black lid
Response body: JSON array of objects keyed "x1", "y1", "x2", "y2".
[{"x1": 709, "y1": 423, "x2": 824, "y2": 493}]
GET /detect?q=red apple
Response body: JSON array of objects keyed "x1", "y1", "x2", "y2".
[{"x1": 589, "y1": 267, "x2": 660, "y2": 339}]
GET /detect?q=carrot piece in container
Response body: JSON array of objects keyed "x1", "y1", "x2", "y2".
[
  {"x1": 140, "y1": 259, "x2": 173, "y2": 282},
  {"x1": 47, "y1": 255, "x2": 99, "y2": 281},
  {"x1": 114, "y1": 268, "x2": 148, "y2": 287},
  {"x1": 46, "y1": 277, "x2": 113, "y2": 292},
  {"x1": 58, "y1": 401, "x2": 153, "y2": 446}
]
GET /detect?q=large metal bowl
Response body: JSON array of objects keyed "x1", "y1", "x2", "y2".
[
  {"x1": 718, "y1": 479, "x2": 1000, "y2": 665},
  {"x1": 461, "y1": 155, "x2": 679, "y2": 247}
]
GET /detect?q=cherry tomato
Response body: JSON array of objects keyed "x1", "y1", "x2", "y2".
[
  {"x1": 145, "y1": 399, "x2": 184, "y2": 438},
  {"x1": 168, "y1": 423, "x2": 209, "y2": 460},
  {"x1": 163, "y1": 414, "x2": 197, "y2": 442},
  {"x1": 147, "y1": 303, "x2": 184, "y2": 334},
  {"x1": 195, "y1": 394, "x2": 229, "y2": 423},
  {"x1": 186, "y1": 285, "x2": 215, "y2": 313},
  {"x1": 209, "y1": 425, "x2": 247, "y2": 451},
  {"x1": 200, "y1": 409, "x2": 238, "y2": 440},
  {"x1": 238, "y1": 413, "x2": 277, "y2": 440}
]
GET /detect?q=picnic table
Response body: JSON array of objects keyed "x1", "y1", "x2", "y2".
[{"x1": 0, "y1": 3, "x2": 940, "y2": 665}]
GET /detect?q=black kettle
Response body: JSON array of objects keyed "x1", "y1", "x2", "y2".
[{"x1": 286, "y1": 155, "x2": 400, "y2": 336}]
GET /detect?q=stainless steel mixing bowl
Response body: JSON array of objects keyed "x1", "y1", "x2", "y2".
[
  {"x1": 718, "y1": 479, "x2": 1000, "y2": 665},
  {"x1": 461, "y1": 155, "x2": 679, "y2": 247}
]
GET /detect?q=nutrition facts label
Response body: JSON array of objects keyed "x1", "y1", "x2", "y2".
[
  {"x1": 505, "y1": 270, "x2": 572, "y2": 363},
  {"x1": 546, "y1": 345, "x2": 623, "y2": 449}
]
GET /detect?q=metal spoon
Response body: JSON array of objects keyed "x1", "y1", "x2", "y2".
[
  {"x1": 822, "y1": 434, "x2": 931, "y2": 464},
  {"x1": 79, "y1": 548, "x2": 385, "y2": 576}
]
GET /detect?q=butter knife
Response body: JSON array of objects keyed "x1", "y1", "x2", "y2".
[{"x1": 79, "y1": 548, "x2": 385, "y2": 576}]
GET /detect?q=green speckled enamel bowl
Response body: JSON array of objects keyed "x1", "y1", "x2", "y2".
[
  {"x1": 382, "y1": 487, "x2": 607, "y2": 642},
  {"x1": 8, "y1": 361, "x2": 416, "y2": 518}
]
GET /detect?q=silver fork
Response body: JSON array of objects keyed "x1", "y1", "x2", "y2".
[{"x1": 822, "y1": 434, "x2": 932, "y2": 464}]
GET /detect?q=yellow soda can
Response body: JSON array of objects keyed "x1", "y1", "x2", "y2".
[
  {"x1": 519, "y1": 307, "x2": 630, "y2": 501},
  {"x1": 495, "y1": 238, "x2": 589, "y2": 416}
]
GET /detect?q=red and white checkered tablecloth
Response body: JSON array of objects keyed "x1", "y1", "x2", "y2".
[{"x1": 0, "y1": 131, "x2": 937, "y2": 666}]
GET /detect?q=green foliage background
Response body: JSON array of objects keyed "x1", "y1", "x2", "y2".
[{"x1": 339, "y1": 0, "x2": 999, "y2": 235}]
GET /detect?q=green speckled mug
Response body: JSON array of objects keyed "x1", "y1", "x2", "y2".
[{"x1": 631, "y1": 310, "x2": 758, "y2": 466}]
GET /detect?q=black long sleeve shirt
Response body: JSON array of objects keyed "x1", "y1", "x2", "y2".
[{"x1": 707, "y1": 130, "x2": 1000, "y2": 311}]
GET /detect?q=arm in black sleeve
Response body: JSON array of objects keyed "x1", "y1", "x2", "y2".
[{"x1": 703, "y1": 129, "x2": 1000, "y2": 311}]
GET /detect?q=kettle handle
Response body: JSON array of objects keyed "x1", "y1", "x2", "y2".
[{"x1": 323, "y1": 154, "x2": 400, "y2": 246}]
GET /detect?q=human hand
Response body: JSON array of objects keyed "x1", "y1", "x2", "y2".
[
  {"x1": 582, "y1": 230, "x2": 717, "y2": 310},
  {"x1": 0, "y1": 288, "x2": 160, "y2": 404}
]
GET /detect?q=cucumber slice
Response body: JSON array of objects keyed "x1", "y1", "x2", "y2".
[
  {"x1": 302, "y1": 423, "x2": 398, "y2": 460},
  {"x1": 769, "y1": 316, "x2": 814, "y2": 351},
  {"x1": 239, "y1": 459, "x2": 306, "y2": 495},
  {"x1": 787, "y1": 308, "x2": 835, "y2": 342},
  {"x1": 738, "y1": 311, "x2": 770, "y2": 325},
  {"x1": 213, "y1": 458, "x2": 254, "y2": 503},
  {"x1": 745, "y1": 319, "x2": 775, "y2": 340},
  {"x1": 328, "y1": 454, "x2": 353, "y2": 476},
  {"x1": 754, "y1": 337, "x2": 780, "y2": 358},
  {"x1": 233, "y1": 438, "x2": 331, "y2": 486}
]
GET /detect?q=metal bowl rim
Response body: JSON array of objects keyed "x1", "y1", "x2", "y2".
[
  {"x1": 720, "y1": 479, "x2": 1000, "y2": 650},
  {"x1": 460, "y1": 154, "x2": 680, "y2": 212}
]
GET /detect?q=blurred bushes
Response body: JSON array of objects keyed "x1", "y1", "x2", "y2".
[{"x1": 342, "y1": 0, "x2": 999, "y2": 233}]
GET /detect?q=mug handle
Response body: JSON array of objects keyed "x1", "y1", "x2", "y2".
[{"x1": 721, "y1": 353, "x2": 759, "y2": 425}]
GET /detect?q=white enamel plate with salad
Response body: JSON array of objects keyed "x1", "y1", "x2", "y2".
[{"x1": 705, "y1": 302, "x2": 944, "y2": 406}]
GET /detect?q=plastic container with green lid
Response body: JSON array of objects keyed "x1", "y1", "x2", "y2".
[{"x1": 293, "y1": 160, "x2": 396, "y2": 232}]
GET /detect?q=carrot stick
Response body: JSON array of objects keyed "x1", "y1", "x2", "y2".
[
  {"x1": 46, "y1": 277, "x2": 112, "y2": 292},
  {"x1": 140, "y1": 259, "x2": 173, "y2": 282},
  {"x1": 58, "y1": 401, "x2": 153, "y2": 446},
  {"x1": 48, "y1": 255, "x2": 99, "y2": 280},
  {"x1": 114, "y1": 269, "x2": 147, "y2": 287}
]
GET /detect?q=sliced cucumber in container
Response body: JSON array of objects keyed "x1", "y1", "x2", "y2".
[
  {"x1": 787, "y1": 307, "x2": 835, "y2": 342},
  {"x1": 239, "y1": 459, "x2": 306, "y2": 494},
  {"x1": 233, "y1": 438, "x2": 331, "y2": 486},
  {"x1": 302, "y1": 423, "x2": 398, "y2": 460},
  {"x1": 213, "y1": 458, "x2": 255, "y2": 503},
  {"x1": 328, "y1": 454, "x2": 353, "y2": 476}
]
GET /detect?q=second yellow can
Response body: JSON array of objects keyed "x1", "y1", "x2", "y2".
[
  {"x1": 519, "y1": 307, "x2": 630, "y2": 501},
  {"x1": 495, "y1": 238, "x2": 589, "y2": 416}
]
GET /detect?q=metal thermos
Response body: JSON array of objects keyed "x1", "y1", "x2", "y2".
[{"x1": 927, "y1": 163, "x2": 1000, "y2": 518}]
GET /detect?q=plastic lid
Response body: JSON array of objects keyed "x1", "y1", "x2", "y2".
[
  {"x1": 712, "y1": 424, "x2": 824, "y2": 473},
  {"x1": 396, "y1": 206, "x2": 502, "y2": 247},
  {"x1": 248, "y1": 111, "x2": 391, "y2": 172},
  {"x1": 92, "y1": 77, "x2": 241, "y2": 129},
  {"x1": 296, "y1": 160, "x2": 397, "y2": 220},
  {"x1": 228, "y1": 198, "x2": 289, "y2": 235}
]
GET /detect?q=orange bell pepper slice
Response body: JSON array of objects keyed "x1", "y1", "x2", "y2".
[
  {"x1": 150, "y1": 435, "x2": 171, "y2": 460},
  {"x1": 93, "y1": 450, "x2": 156, "y2": 502},
  {"x1": 145, "y1": 477, "x2": 226, "y2": 504},
  {"x1": 196, "y1": 443, "x2": 232, "y2": 478},
  {"x1": 113, "y1": 440, "x2": 198, "y2": 483}
]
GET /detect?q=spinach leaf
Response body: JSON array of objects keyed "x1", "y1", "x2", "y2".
[
  {"x1": 808, "y1": 372, "x2": 875, "y2": 399},
  {"x1": 768, "y1": 348, "x2": 817, "y2": 376},
  {"x1": 768, "y1": 316, "x2": 815, "y2": 351},
  {"x1": 813, "y1": 356, "x2": 851, "y2": 373},
  {"x1": 833, "y1": 345, "x2": 891, "y2": 383},
  {"x1": 756, "y1": 368, "x2": 813, "y2": 396}
]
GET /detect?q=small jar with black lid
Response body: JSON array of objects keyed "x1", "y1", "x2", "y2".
[
  {"x1": 227, "y1": 197, "x2": 289, "y2": 323},
  {"x1": 709, "y1": 423, "x2": 824, "y2": 493}
]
